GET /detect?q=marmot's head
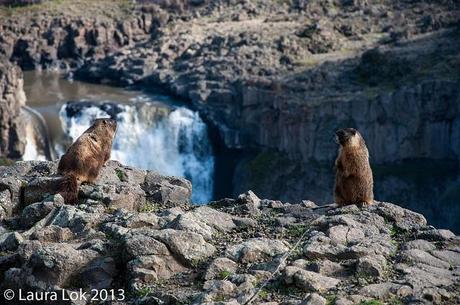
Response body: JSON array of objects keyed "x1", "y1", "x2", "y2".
[
  {"x1": 335, "y1": 128, "x2": 363, "y2": 147},
  {"x1": 91, "y1": 118, "x2": 117, "y2": 138}
]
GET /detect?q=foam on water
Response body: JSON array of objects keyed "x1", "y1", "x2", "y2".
[
  {"x1": 22, "y1": 123, "x2": 47, "y2": 161},
  {"x1": 58, "y1": 102, "x2": 215, "y2": 203}
]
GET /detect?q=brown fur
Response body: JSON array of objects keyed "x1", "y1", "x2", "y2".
[
  {"x1": 334, "y1": 128, "x2": 374, "y2": 206},
  {"x1": 57, "y1": 118, "x2": 117, "y2": 203}
]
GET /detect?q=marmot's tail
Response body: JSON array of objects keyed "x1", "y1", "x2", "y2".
[{"x1": 57, "y1": 174, "x2": 78, "y2": 204}]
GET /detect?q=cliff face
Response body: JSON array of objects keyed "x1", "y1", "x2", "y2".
[
  {"x1": 1, "y1": 0, "x2": 459, "y2": 200},
  {"x1": 0, "y1": 160, "x2": 459, "y2": 305},
  {"x1": 0, "y1": 60, "x2": 25, "y2": 158},
  {"x1": 0, "y1": 1, "x2": 159, "y2": 71},
  {"x1": 237, "y1": 80, "x2": 460, "y2": 165}
]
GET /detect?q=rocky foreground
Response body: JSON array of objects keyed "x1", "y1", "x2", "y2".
[{"x1": 0, "y1": 161, "x2": 459, "y2": 305}]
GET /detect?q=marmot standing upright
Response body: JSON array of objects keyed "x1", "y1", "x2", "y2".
[
  {"x1": 334, "y1": 128, "x2": 374, "y2": 206},
  {"x1": 57, "y1": 118, "x2": 117, "y2": 203}
]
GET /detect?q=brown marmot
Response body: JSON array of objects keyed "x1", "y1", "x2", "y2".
[
  {"x1": 334, "y1": 128, "x2": 374, "y2": 206},
  {"x1": 57, "y1": 118, "x2": 117, "y2": 203}
]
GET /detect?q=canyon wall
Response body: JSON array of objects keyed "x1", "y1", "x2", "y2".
[
  {"x1": 0, "y1": 60, "x2": 25, "y2": 158},
  {"x1": 236, "y1": 80, "x2": 460, "y2": 165},
  {"x1": 0, "y1": 0, "x2": 459, "y2": 201}
]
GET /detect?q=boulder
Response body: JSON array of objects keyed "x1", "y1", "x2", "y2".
[
  {"x1": 143, "y1": 171, "x2": 192, "y2": 206},
  {"x1": 151, "y1": 229, "x2": 216, "y2": 266},
  {"x1": 0, "y1": 232, "x2": 23, "y2": 252},
  {"x1": 284, "y1": 266, "x2": 340, "y2": 292},
  {"x1": 226, "y1": 238, "x2": 290, "y2": 263},
  {"x1": 205, "y1": 257, "x2": 238, "y2": 280}
]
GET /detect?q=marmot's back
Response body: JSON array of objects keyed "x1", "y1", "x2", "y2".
[
  {"x1": 57, "y1": 118, "x2": 117, "y2": 203},
  {"x1": 334, "y1": 128, "x2": 373, "y2": 206}
]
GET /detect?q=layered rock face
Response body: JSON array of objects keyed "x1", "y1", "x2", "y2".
[
  {"x1": 1, "y1": 0, "x2": 459, "y2": 200},
  {"x1": 238, "y1": 80, "x2": 460, "y2": 165},
  {"x1": 0, "y1": 60, "x2": 25, "y2": 158},
  {"x1": 0, "y1": 160, "x2": 459, "y2": 304},
  {"x1": 0, "y1": 2, "x2": 159, "y2": 71}
]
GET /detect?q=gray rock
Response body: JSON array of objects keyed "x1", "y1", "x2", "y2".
[
  {"x1": 327, "y1": 225, "x2": 364, "y2": 245},
  {"x1": 30, "y1": 225, "x2": 74, "y2": 242},
  {"x1": 359, "y1": 282, "x2": 412, "y2": 299},
  {"x1": 127, "y1": 254, "x2": 187, "y2": 284},
  {"x1": 205, "y1": 257, "x2": 238, "y2": 280},
  {"x1": 374, "y1": 202, "x2": 427, "y2": 231},
  {"x1": 169, "y1": 212, "x2": 215, "y2": 240},
  {"x1": 430, "y1": 250, "x2": 460, "y2": 266},
  {"x1": 151, "y1": 229, "x2": 216, "y2": 266},
  {"x1": 417, "y1": 228, "x2": 456, "y2": 241},
  {"x1": 190, "y1": 206, "x2": 238, "y2": 232},
  {"x1": 0, "y1": 189, "x2": 14, "y2": 219},
  {"x1": 123, "y1": 232, "x2": 170, "y2": 258},
  {"x1": 400, "y1": 249, "x2": 451, "y2": 269},
  {"x1": 237, "y1": 190, "x2": 261, "y2": 214},
  {"x1": 20, "y1": 196, "x2": 62, "y2": 228},
  {"x1": 284, "y1": 266, "x2": 340, "y2": 292},
  {"x1": 80, "y1": 182, "x2": 146, "y2": 211},
  {"x1": 4, "y1": 243, "x2": 100, "y2": 289},
  {"x1": 356, "y1": 255, "x2": 387, "y2": 277},
  {"x1": 22, "y1": 176, "x2": 65, "y2": 205},
  {"x1": 199, "y1": 279, "x2": 237, "y2": 303},
  {"x1": 300, "y1": 293, "x2": 327, "y2": 305},
  {"x1": 79, "y1": 256, "x2": 117, "y2": 289},
  {"x1": 0, "y1": 61, "x2": 26, "y2": 159},
  {"x1": 395, "y1": 263, "x2": 455, "y2": 290},
  {"x1": 0, "y1": 232, "x2": 23, "y2": 252},
  {"x1": 402, "y1": 239, "x2": 436, "y2": 251},
  {"x1": 308, "y1": 259, "x2": 347, "y2": 277},
  {"x1": 143, "y1": 171, "x2": 192, "y2": 206},
  {"x1": 226, "y1": 238, "x2": 290, "y2": 263},
  {"x1": 122, "y1": 212, "x2": 161, "y2": 229}
]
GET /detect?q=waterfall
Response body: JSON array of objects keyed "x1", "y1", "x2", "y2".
[
  {"x1": 58, "y1": 101, "x2": 215, "y2": 203},
  {"x1": 22, "y1": 107, "x2": 48, "y2": 161},
  {"x1": 23, "y1": 123, "x2": 47, "y2": 161}
]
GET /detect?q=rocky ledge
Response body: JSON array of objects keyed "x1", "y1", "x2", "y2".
[{"x1": 0, "y1": 161, "x2": 459, "y2": 305}]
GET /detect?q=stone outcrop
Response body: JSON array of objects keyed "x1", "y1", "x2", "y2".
[
  {"x1": 0, "y1": 59, "x2": 25, "y2": 158},
  {"x1": 0, "y1": 160, "x2": 459, "y2": 304},
  {"x1": 0, "y1": 2, "x2": 160, "y2": 70}
]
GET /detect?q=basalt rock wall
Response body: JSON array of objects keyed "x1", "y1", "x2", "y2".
[{"x1": 0, "y1": 60, "x2": 25, "y2": 158}]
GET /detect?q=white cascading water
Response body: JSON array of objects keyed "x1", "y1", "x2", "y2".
[
  {"x1": 58, "y1": 102, "x2": 215, "y2": 203},
  {"x1": 23, "y1": 122, "x2": 47, "y2": 161},
  {"x1": 22, "y1": 126, "x2": 46, "y2": 161}
]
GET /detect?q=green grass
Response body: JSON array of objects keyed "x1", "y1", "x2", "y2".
[
  {"x1": 388, "y1": 297, "x2": 403, "y2": 305},
  {"x1": 139, "y1": 202, "x2": 158, "y2": 213},
  {"x1": 258, "y1": 289, "x2": 269, "y2": 300},
  {"x1": 286, "y1": 224, "x2": 309, "y2": 238},
  {"x1": 0, "y1": 157, "x2": 15, "y2": 166},
  {"x1": 357, "y1": 300, "x2": 383, "y2": 305},
  {"x1": 218, "y1": 270, "x2": 233, "y2": 280},
  {"x1": 115, "y1": 168, "x2": 127, "y2": 182},
  {"x1": 326, "y1": 294, "x2": 337, "y2": 305},
  {"x1": 213, "y1": 294, "x2": 225, "y2": 302},
  {"x1": 105, "y1": 206, "x2": 118, "y2": 214},
  {"x1": 134, "y1": 286, "x2": 153, "y2": 298}
]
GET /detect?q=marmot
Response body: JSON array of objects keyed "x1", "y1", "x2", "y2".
[
  {"x1": 334, "y1": 128, "x2": 374, "y2": 206},
  {"x1": 57, "y1": 118, "x2": 117, "y2": 203}
]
